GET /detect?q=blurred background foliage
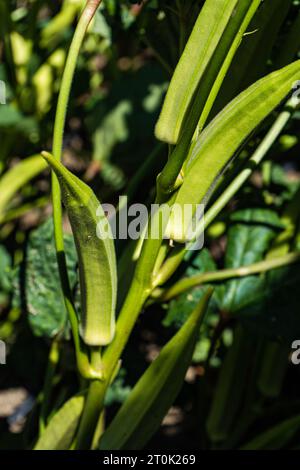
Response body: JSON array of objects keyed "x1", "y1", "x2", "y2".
[{"x1": 1, "y1": 0, "x2": 300, "y2": 450}]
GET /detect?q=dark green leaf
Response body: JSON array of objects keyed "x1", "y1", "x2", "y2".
[
  {"x1": 241, "y1": 413, "x2": 300, "y2": 450},
  {"x1": 104, "y1": 369, "x2": 132, "y2": 407},
  {"x1": 13, "y1": 218, "x2": 78, "y2": 338},
  {"x1": 207, "y1": 325, "x2": 256, "y2": 443},
  {"x1": 221, "y1": 209, "x2": 278, "y2": 313},
  {"x1": 241, "y1": 264, "x2": 300, "y2": 343},
  {"x1": 164, "y1": 249, "x2": 221, "y2": 328}
]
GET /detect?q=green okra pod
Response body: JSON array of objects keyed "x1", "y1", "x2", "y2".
[
  {"x1": 155, "y1": 0, "x2": 240, "y2": 145},
  {"x1": 164, "y1": 60, "x2": 300, "y2": 242},
  {"x1": 42, "y1": 151, "x2": 117, "y2": 347}
]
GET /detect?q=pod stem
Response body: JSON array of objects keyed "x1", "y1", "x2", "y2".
[{"x1": 50, "y1": 1, "x2": 102, "y2": 378}]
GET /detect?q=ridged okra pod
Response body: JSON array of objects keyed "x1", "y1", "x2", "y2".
[{"x1": 43, "y1": 151, "x2": 117, "y2": 346}]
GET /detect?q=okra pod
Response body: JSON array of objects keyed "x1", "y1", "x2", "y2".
[
  {"x1": 42, "y1": 151, "x2": 117, "y2": 346},
  {"x1": 165, "y1": 60, "x2": 300, "y2": 242}
]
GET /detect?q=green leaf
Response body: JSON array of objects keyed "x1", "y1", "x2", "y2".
[
  {"x1": 163, "y1": 250, "x2": 222, "y2": 364},
  {"x1": 14, "y1": 218, "x2": 78, "y2": 338},
  {"x1": 213, "y1": 209, "x2": 300, "y2": 342},
  {"x1": 241, "y1": 414, "x2": 300, "y2": 450},
  {"x1": 86, "y1": 65, "x2": 166, "y2": 190},
  {"x1": 241, "y1": 264, "x2": 300, "y2": 342},
  {"x1": 222, "y1": 276, "x2": 266, "y2": 316},
  {"x1": 206, "y1": 325, "x2": 256, "y2": 443},
  {"x1": 163, "y1": 209, "x2": 279, "y2": 327},
  {"x1": 164, "y1": 209, "x2": 298, "y2": 343},
  {"x1": 92, "y1": 100, "x2": 131, "y2": 164},
  {"x1": 120, "y1": 4, "x2": 136, "y2": 30},
  {"x1": 165, "y1": 60, "x2": 300, "y2": 242},
  {"x1": 229, "y1": 208, "x2": 284, "y2": 229},
  {"x1": 163, "y1": 249, "x2": 221, "y2": 328},
  {"x1": 99, "y1": 289, "x2": 213, "y2": 450},
  {"x1": 42, "y1": 152, "x2": 117, "y2": 346},
  {"x1": 34, "y1": 394, "x2": 85, "y2": 450},
  {"x1": 0, "y1": 155, "x2": 48, "y2": 223},
  {"x1": 155, "y1": 0, "x2": 260, "y2": 144},
  {"x1": 93, "y1": 8, "x2": 112, "y2": 43},
  {"x1": 0, "y1": 105, "x2": 38, "y2": 138},
  {"x1": 270, "y1": 164, "x2": 300, "y2": 203},
  {"x1": 221, "y1": 209, "x2": 278, "y2": 313},
  {"x1": 0, "y1": 105, "x2": 23, "y2": 127},
  {"x1": 104, "y1": 369, "x2": 131, "y2": 407}
]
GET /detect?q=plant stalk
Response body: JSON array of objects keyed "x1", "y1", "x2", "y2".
[
  {"x1": 76, "y1": 278, "x2": 149, "y2": 449},
  {"x1": 153, "y1": 251, "x2": 300, "y2": 302}
]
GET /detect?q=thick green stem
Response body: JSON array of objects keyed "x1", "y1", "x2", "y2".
[
  {"x1": 103, "y1": 280, "x2": 149, "y2": 373},
  {"x1": 52, "y1": 1, "x2": 102, "y2": 161},
  {"x1": 153, "y1": 251, "x2": 300, "y2": 302},
  {"x1": 133, "y1": 190, "x2": 179, "y2": 286},
  {"x1": 76, "y1": 130, "x2": 168, "y2": 449},
  {"x1": 76, "y1": 207, "x2": 167, "y2": 448},
  {"x1": 75, "y1": 381, "x2": 105, "y2": 449},
  {"x1": 51, "y1": 0, "x2": 102, "y2": 378},
  {"x1": 75, "y1": 346, "x2": 107, "y2": 450},
  {"x1": 75, "y1": 231, "x2": 169, "y2": 448},
  {"x1": 76, "y1": 278, "x2": 148, "y2": 449}
]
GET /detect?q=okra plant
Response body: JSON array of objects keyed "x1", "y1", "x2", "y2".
[{"x1": 1, "y1": 0, "x2": 300, "y2": 451}]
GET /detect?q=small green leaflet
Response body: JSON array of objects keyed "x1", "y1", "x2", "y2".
[{"x1": 12, "y1": 218, "x2": 77, "y2": 338}]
